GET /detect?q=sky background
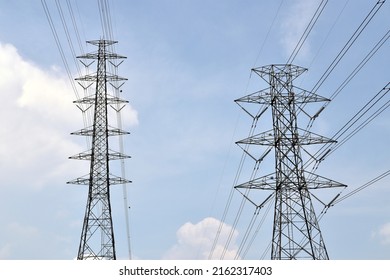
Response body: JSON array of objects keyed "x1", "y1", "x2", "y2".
[{"x1": 0, "y1": 0, "x2": 389, "y2": 260}]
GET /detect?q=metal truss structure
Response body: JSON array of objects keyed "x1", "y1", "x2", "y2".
[
  {"x1": 68, "y1": 39, "x2": 131, "y2": 260},
  {"x1": 235, "y1": 64, "x2": 346, "y2": 260}
]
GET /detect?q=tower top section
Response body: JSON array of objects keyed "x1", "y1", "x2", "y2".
[
  {"x1": 77, "y1": 39, "x2": 126, "y2": 60},
  {"x1": 252, "y1": 64, "x2": 307, "y2": 81}
]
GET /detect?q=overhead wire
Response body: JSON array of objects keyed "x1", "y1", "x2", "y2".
[
  {"x1": 304, "y1": 35, "x2": 390, "y2": 174},
  {"x1": 235, "y1": 193, "x2": 274, "y2": 259},
  {"x1": 54, "y1": 0, "x2": 94, "y2": 139},
  {"x1": 305, "y1": 0, "x2": 350, "y2": 72},
  {"x1": 327, "y1": 30, "x2": 389, "y2": 106},
  {"x1": 66, "y1": 0, "x2": 85, "y2": 55},
  {"x1": 220, "y1": 155, "x2": 260, "y2": 259},
  {"x1": 300, "y1": 2, "x2": 389, "y2": 187},
  {"x1": 297, "y1": 0, "x2": 386, "y2": 127},
  {"x1": 310, "y1": 0, "x2": 386, "y2": 94},
  {"x1": 328, "y1": 84, "x2": 390, "y2": 156},
  {"x1": 306, "y1": 81, "x2": 390, "y2": 171},
  {"x1": 55, "y1": 0, "x2": 81, "y2": 75},
  {"x1": 209, "y1": 102, "x2": 270, "y2": 259},
  {"x1": 42, "y1": 0, "x2": 95, "y2": 149},
  {"x1": 243, "y1": 195, "x2": 274, "y2": 259},
  {"x1": 332, "y1": 169, "x2": 390, "y2": 205},
  {"x1": 41, "y1": 0, "x2": 80, "y2": 101},
  {"x1": 233, "y1": 206, "x2": 259, "y2": 259},
  {"x1": 220, "y1": 111, "x2": 274, "y2": 259},
  {"x1": 305, "y1": 29, "x2": 390, "y2": 133},
  {"x1": 286, "y1": 0, "x2": 328, "y2": 64},
  {"x1": 98, "y1": 0, "x2": 133, "y2": 260},
  {"x1": 208, "y1": 117, "x2": 258, "y2": 259}
]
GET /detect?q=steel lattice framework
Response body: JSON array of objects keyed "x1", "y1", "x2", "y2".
[
  {"x1": 68, "y1": 39, "x2": 131, "y2": 260},
  {"x1": 235, "y1": 64, "x2": 346, "y2": 260}
]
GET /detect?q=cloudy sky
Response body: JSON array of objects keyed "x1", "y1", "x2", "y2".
[{"x1": 0, "y1": 0, "x2": 389, "y2": 260}]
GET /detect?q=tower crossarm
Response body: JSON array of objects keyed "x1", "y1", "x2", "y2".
[
  {"x1": 69, "y1": 149, "x2": 131, "y2": 161},
  {"x1": 70, "y1": 126, "x2": 130, "y2": 136},
  {"x1": 74, "y1": 95, "x2": 129, "y2": 105},
  {"x1": 235, "y1": 88, "x2": 329, "y2": 105},
  {"x1": 236, "y1": 128, "x2": 336, "y2": 146},
  {"x1": 76, "y1": 73, "x2": 127, "y2": 82}
]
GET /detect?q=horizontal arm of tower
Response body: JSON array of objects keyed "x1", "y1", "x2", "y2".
[
  {"x1": 235, "y1": 88, "x2": 329, "y2": 105},
  {"x1": 236, "y1": 128, "x2": 336, "y2": 146},
  {"x1": 74, "y1": 95, "x2": 129, "y2": 105},
  {"x1": 71, "y1": 126, "x2": 130, "y2": 136},
  {"x1": 69, "y1": 149, "x2": 131, "y2": 161},
  {"x1": 234, "y1": 88, "x2": 272, "y2": 105},
  {"x1": 86, "y1": 39, "x2": 118, "y2": 46},
  {"x1": 251, "y1": 64, "x2": 307, "y2": 81},
  {"x1": 294, "y1": 87, "x2": 330, "y2": 103},
  {"x1": 304, "y1": 172, "x2": 347, "y2": 189},
  {"x1": 77, "y1": 39, "x2": 126, "y2": 59},
  {"x1": 235, "y1": 171, "x2": 346, "y2": 191},
  {"x1": 235, "y1": 173, "x2": 278, "y2": 191},
  {"x1": 77, "y1": 53, "x2": 127, "y2": 60},
  {"x1": 76, "y1": 74, "x2": 128, "y2": 82},
  {"x1": 67, "y1": 174, "x2": 132, "y2": 185},
  {"x1": 236, "y1": 142, "x2": 273, "y2": 163}
]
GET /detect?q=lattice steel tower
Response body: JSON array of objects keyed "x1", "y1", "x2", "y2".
[
  {"x1": 68, "y1": 39, "x2": 130, "y2": 260},
  {"x1": 235, "y1": 64, "x2": 345, "y2": 260}
]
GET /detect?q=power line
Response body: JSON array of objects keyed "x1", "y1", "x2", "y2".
[
  {"x1": 305, "y1": 0, "x2": 351, "y2": 72},
  {"x1": 311, "y1": 0, "x2": 386, "y2": 93},
  {"x1": 286, "y1": 0, "x2": 328, "y2": 64},
  {"x1": 333, "y1": 169, "x2": 390, "y2": 205},
  {"x1": 306, "y1": 28, "x2": 390, "y2": 132},
  {"x1": 66, "y1": 0, "x2": 85, "y2": 55},
  {"x1": 41, "y1": 0, "x2": 80, "y2": 100},
  {"x1": 209, "y1": 112, "x2": 268, "y2": 259},
  {"x1": 306, "y1": 82, "x2": 390, "y2": 170}
]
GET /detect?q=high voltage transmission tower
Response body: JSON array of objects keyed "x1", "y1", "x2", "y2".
[
  {"x1": 235, "y1": 64, "x2": 346, "y2": 259},
  {"x1": 68, "y1": 39, "x2": 130, "y2": 260}
]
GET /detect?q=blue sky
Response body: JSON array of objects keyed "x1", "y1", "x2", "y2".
[{"x1": 0, "y1": 0, "x2": 389, "y2": 260}]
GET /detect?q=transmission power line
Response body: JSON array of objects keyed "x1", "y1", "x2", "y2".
[
  {"x1": 310, "y1": 0, "x2": 386, "y2": 94},
  {"x1": 286, "y1": 1, "x2": 389, "y2": 200},
  {"x1": 304, "y1": 81, "x2": 390, "y2": 173},
  {"x1": 333, "y1": 169, "x2": 390, "y2": 205},
  {"x1": 286, "y1": 0, "x2": 328, "y2": 64},
  {"x1": 41, "y1": 0, "x2": 80, "y2": 101}
]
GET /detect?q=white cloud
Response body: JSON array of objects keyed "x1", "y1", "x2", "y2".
[
  {"x1": 163, "y1": 217, "x2": 239, "y2": 260},
  {"x1": 0, "y1": 43, "x2": 77, "y2": 177}
]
